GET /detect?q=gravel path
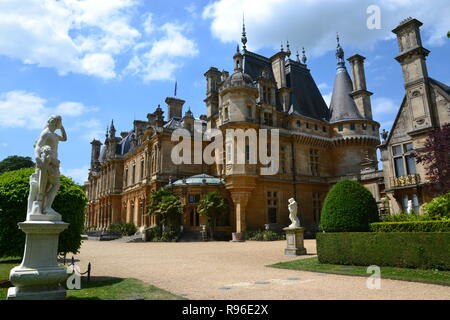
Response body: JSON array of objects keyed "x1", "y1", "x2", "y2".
[{"x1": 74, "y1": 240, "x2": 450, "y2": 300}]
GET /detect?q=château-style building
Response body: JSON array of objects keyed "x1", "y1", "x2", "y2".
[
  {"x1": 85, "y1": 18, "x2": 448, "y2": 238},
  {"x1": 379, "y1": 18, "x2": 450, "y2": 214}
]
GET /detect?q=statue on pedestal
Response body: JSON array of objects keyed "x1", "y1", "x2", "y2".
[
  {"x1": 8, "y1": 115, "x2": 69, "y2": 300},
  {"x1": 288, "y1": 198, "x2": 301, "y2": 228},
  {"x1": 27, "y1": 115, "x2": 67, "y2": 220}
]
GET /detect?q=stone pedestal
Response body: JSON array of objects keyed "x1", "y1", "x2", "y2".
[
  {"x1": 231, "y1": 232, "x2": 245, "y2": 242},
  {"x1": 283, "y1": 227, "x2": 307, "y2": 256},
  {"x1": 7, "y1": 220, "x2": 69, "y2": 300}
]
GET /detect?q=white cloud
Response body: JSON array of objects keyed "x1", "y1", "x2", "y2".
[
  {"x1": 372, "y1": 97, "x2": 398, "y2": 116},
  {"x1": 202, "y1": 0, "x2": 450, "y2": 56},
  {"x1": 322, "y1": 92, "x2": 332, "y2": 107},
  {"x1": 0, "y1": 90, "x2": 96, "y2": 129},
  {"x1": 142, "y1": 13, "x2": 155, "y2": 34},
  {"x1": 125, "y1": 23, "x2": 199, "y2": 81},
  {"x1": 318, "y1": 82, "x2": 329, "y2": 90},
  {"x1": 71, "y1": 118, "x2": 104, "y2": 141},
  {"x1": 0, "y1": 0, "x2": 137, "y2": 78},
  {"x1": 61, "y1": 165, "x2": 89, "y2": 184}
]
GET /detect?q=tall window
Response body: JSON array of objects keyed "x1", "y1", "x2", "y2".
[
  {"x1": 247, "y1": 105, "x2": 252, "y2": 119},
  {"x1": 224, "y1": 107, "x2": 229, "y2": 121},
  {"x1": 267, "y1": 191, "x2": 278, "y2": 224},
  {"x1": 312, "y1": 193, "x2": 322, "y2": 225},
  {"x1": 124, "y1": 167, "x2": 128, "y2": 186},
  {"x1": 392, "y1": 143, "x2": 416, "y2": 177},
  {"x1": 280, "y1": 146, "x2": 286, "y2": 173},
  {"x1": 338, "y1": 124, "x2": 343, "y2": 132},
  {"x1": 140, "y1": 158, "x2": 144, "y2": 180},
  {"x1": 263, "y1": 112, "x2": 273, "y2": 126},
  {"x1": 132, "y1": 164, "x2": 136, "y2": 184},
  {"x1": 402, "y1": 194, "x2": 420, "y2": 213},
  {"x1": 310, "y1": 149, "x2": 320, "y2": 176}
]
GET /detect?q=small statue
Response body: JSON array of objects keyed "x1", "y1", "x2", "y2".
[
  {"x1": 288, "y1": 198, "x2": 301, "y2": 228},
  {"x1": 27, "y1": 115, "x2": 67, "y2": 220},
  {"x1": 406, "y1": 200, "x2": 414, "y2": 214}
]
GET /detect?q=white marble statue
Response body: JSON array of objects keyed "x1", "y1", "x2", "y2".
[
  {"x1": 288, "y1": 198, "x2": 301, "y2": 228},
  {"x1": 27, "y1": 115, "x2": 67, "y2": 219},
  {"x1": 407, "y1": 200, "x2": 414, "y2": 214}
]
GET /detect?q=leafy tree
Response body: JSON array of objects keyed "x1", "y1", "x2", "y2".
[
  {"x1": 0, "y1": 168, "x2": 87, "y2": 257},
  {"x1": 0, "y1": 155, "x2": 34, "y2": 174},
  {"x1": 147, "y1": 188, "x2": 183, "y2": 233},
  {"x1": 197, "y1": 191, "x2": 228, "y2": 239},
  {"x1": 422, "y1": 192, "x2": 450, "y2": 219},
  {"x1": 414, "y1": 123, "x2": 450, "y2": 196},
  {"x1": 320, "y1": 180, "x2": 380, "y2": 232}
]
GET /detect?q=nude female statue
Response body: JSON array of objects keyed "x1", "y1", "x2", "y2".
[{"x1": 27, "y1": 115, "x2": 67, "y2": 219}]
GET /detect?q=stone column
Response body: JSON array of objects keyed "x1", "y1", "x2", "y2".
[{"x1": 230, "y1": 192, "x2": 251, "y2": 242}]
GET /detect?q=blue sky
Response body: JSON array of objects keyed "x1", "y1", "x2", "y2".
[{"x1": 0, "y1": 0, "x2": 449, "y2": 184}]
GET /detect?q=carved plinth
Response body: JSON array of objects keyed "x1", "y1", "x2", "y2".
[
  {"x1": 283, "y1": 227, "x2": 307, "y2": 256},
  {"x1": 7, "y1": 220, "x2": 69, "y2": 300}
]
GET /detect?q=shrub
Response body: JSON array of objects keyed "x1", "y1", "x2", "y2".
[
  {"x1": 0, "y1": 168, "x2": 87, "y2": 257},
  {"x1": 147, "y1": 188, "x2": 183, "y2": 233},
  {"x1": 108, "y1": 223, "x2": 137, "y2": 236},
  {"x1": 317, "y1": 232, "x2": 450, "y2": 270},
  {"x1": 370, "y1": 221, "x2": 450, "y2": 232},
  {"x1": 423, "y1": 193, "x2": 450, "y2": 219},
  {"x1": 320, "y1": 180, "x2": 379, "y2": 232},
  {"x1": 246, "y1": 230, "x2": 285, "y2": 241},
  {"x1": 380, "y1": 212, "x2": 439, "y2": 222}
]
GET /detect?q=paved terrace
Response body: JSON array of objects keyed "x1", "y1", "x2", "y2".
[{"x1": 74, "y1": 240, "x2": 450, "y2": 300}]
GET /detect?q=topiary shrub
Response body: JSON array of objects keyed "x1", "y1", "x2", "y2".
[
  {"x1": 320, "y1": 180, "x2": 379, "y2": 232},
  {"x1": 423, "y1": 193, "x2": 450, "y2": 219},
  {"x1": 0, "y1": 168, "x2": 87, "y2": 257},
  {"x1": 108, "y1": 222, "x2": 137, "y2": 236}
]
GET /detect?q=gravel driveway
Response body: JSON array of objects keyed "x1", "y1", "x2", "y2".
[{"x1": 73, "y1": 239, "x2": 450, "y2": 300}]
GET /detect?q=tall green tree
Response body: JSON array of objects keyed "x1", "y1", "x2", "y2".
[
  {"x1": 147, "y1": 188, "x2": 183, "y2": 232},
  {"x1": 197, "y1": 191, "x2": 228, "y2": 239},
  {"x1": 0, "y1": 155, "x2": 34, "y2": 174}
]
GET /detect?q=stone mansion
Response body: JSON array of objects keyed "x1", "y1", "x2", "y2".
[{"x1": 85, "y1": 18, "x2": 450, "y2": 238}]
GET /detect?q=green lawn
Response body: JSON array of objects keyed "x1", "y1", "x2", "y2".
[
  {"x1": 269, "y1": 256, "x2": 450, "y2": 286},
  {"x1": 1, "y1": 257, "x2": 185, "y2": 300}
]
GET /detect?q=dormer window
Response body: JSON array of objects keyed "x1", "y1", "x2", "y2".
[
  {"x1": 296, "y1": 120, "x2": 301, "y2": 127},
  {"x1": 338, "y1": 124, "x2": 344, "y2": 132},
  {"x1": 350, "y1": 123, "x2": 356, "y2": 130}
]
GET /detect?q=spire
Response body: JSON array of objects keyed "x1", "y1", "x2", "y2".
[
  {"x1": 174, "y1": 81, "x2": 178, "y2": 97},
  {"x1": 109, "y1": 119, "x2": 116, "y2": 137},
  {"x1": 105, "y1": 125, "x2": 109, "y2": 140},
  {"x1": 301, "y1": 47, "x2": 307, "y2": 64},
  {"x1": 286, "y1": 40, "x2": 291, "y2": 57},
  {"x1": 241, "y1": 13, "x2": 247, "y2": 51},
  {"x1": 336, "y1": 33, "x2": 345, "y2": 68},
  {"x1": 329, "y1": 33, "x2": 363, "y2": 122}
]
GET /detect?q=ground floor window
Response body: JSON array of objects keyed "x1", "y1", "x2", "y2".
[
  {"x1": 267, "y1": 191, "x2": 278, "y2": 224},
  {"x1": 189, "y1": 208, "x2": 200, "y2": 226},
  {"x1": 402, "y1": 193, "x2": 420, "y2": 213},
  {"x1": 312, "y1": 192, "x2": 322, "y2": 225}
]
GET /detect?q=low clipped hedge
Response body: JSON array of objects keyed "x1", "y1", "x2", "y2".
[
  {"x1": 370, "y1": 221, "x2": 450, "y2": 232},
  {"x1": 316, "y1": 232, "x2": 450, "y2": 270}
]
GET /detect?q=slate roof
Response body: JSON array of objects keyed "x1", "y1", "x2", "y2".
[
  {"x1": 286, "y1": 60, "x2": 330, "y2": 121},
  {"x1": 329, "y1": 62, "x2": 363, "y2": 123},
  {"x1": 171, "y1": 174, "x2": 224, "y2": 186},
  {"x1": 243, "y1": 50, "x2": 330, "y2": 121}
]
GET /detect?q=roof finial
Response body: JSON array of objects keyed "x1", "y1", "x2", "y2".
[
  {"x1": 241, "y1": 13, "x2": 247, "y2": 51},
  {"x1": 174, "y1": 81, "x2": 178, "y2": 97},
  {"x1": 286, "y1": 40, "x2": 291, "y2": 57},
  {"x1": 335, "y1": 32, "x2": 345, "y2": 65},
  {"x1": 105, "y1": 125, "x2": 109, "y2": 139},
  {"x1": 301, "y1": 47, "x2": 307, "y2": 64},
  {"x1": 281, "y1": 42, "x2": 284, "y2": 52},
  {"x1": 296, "y1": 50, "x2": 300, "y2": 62},
  {"x1": 236, "y1": 43, "x2": 240, "y2": 53}
]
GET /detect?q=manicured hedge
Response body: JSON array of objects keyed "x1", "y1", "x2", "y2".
[
  {"x1": 0, "y1": 168, "x2": 87, "y2": 257},
  {"x1": 316, "y1": 232, "x2": 450, "y2": 270},
  {"x1": 320, "y1": 180, "x2": 379, "y2": 232},
  {"x1": 370, "y1": 221, "x2": 450, "y2": 232}
]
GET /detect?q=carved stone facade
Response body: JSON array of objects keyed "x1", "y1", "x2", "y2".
[
  {"x1": 380, "y1": 18, "x2": 450, "y2": 214},
  {"x1": 89, "y1": 22, "x2": 450, "y2": 236}
]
